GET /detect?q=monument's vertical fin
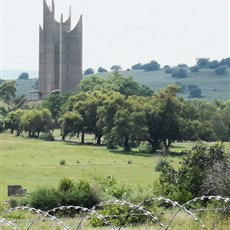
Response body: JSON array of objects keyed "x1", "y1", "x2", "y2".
[
  {"x1": 59, "y1": 14, "x2": 63, "y2": 94},
  {"x1": 39, "y1": 1, "x2": 82, "y2": 99}
]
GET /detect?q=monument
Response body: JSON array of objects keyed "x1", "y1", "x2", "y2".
[{"x1": 38, "y1": 0, "x2": 82, "y2": 99}]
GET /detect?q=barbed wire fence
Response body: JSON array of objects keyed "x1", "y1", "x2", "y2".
[{"x1": 1, "y1": 195, "x2": 230, "y2": 229}]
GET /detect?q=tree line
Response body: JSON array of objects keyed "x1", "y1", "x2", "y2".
[
  {"x1": 84, "y1": 57, "x2": 230, "y2": 75},
  {"x1": 2, "y1": 73, "x2": 230, "y2": 153}
]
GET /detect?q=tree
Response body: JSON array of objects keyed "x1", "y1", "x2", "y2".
[
  {"x1": 20, "y1": 108, "x2": 53, "y2": 137},
  {"x1": 42, "y1": 94, "x2": 69, "y2": 127},
  {"x1": 0, "y1": 81, "x2": 16, "y2": 103},
  {"x1": 214, "y1": 65, "x2": 227, "y2": 75},
  {"x1": 189, "y1": 66, "x2": 199, "y2": 73},
  {"x1": 97, "y1": 67, "x2": 107, "y2": 73},
  {"x1": 78, "y1": 75, "x2": 106, "y2": 92},
  {"x1": 165, "y1": 67, "x2": 172, "y2": 74},
  {"x1": 84, "y1": 68, "x2": 94, "y2": 75},
  {"x1": 59, "y1": 111, "x2": 83, "y2": 140},
  {"x1": 219, "y1": 57, "x2": 230, "y2": 67},
  {"x1": 142, "y1": 60, "x2": 160, "y2": 71},
  {"x1": 111, "y1": 65, "x2": 122, "y2": 72},
  {"x1": 78, "y1": 73, "x2": 153, "y2": 97},
  {"x1": 177, "y1": 63, "x2": 187, "y2": 68},
  {"x1": 5, "y1": 109, "x2": 25, "y2": 135},
  {"x1": 18, "y1": 72, "x2": 29, "y2": 80},
  {"x1": 171, "y1": 68, "x2": 187, "y2": 78},
  {"x1": 207, "y1": 60, "x2": 219, "y2": 69},
  {"x1": 139, "y1": 84, "x2": 184, "y2": 153},
  {"x1": 189, "y1": 87, "x2": 202, "y2": 98},
  {"x1": 131, "y1": 63, "x2": 142, "y2": 70},
  {"x1": 196, "y1": 58, "x2": 209, "y2": 68},
  {"x1": 98, "y1": 92, "x2": 126, "y2": 149}
]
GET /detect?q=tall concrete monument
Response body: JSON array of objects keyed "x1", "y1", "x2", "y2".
[{"x1": 39, "y1": 0, "x2": 82, "y2": 99}]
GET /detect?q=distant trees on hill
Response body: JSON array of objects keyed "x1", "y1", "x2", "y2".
[
  {"x1": 84, "y1": 68, "x2": 94, "y2": 75},
  {"x1": 18, "y1": 72, "x2": 29, "y2": 80},
  {"x1": 83, "y1": 57, "x2": 229, "y2": 76},
  {"x1": 131, "y1": 60, "x2": 160, "y2": 71}
]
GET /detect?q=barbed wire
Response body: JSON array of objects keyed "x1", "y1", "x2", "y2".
[{"x1": 0, "y1": 195, "x2": 229, "y2": 229}]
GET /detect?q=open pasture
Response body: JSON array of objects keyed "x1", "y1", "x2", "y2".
[{"x1": 0, "y1": 132, "x2": 184, "y2": 202}]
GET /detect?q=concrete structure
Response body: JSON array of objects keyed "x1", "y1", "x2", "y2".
[{"x1": 39, "y1": 0, "x2": 82, "y2": 99}]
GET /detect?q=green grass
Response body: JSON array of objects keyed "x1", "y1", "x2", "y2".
[{"x1": 0, "y1": 132, "x2": 184, "y2": 202}]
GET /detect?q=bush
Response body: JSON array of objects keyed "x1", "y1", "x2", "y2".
[
  {"x1": 84, "y1": 68, "x2": 94, "y2": 75},
  {"x1": 97, "y1": 67, "x2": 107, "y2": 73},
  {"x1": 155, "y1": 158, "x2": 170, "y2": 172},
  {"x1": 39, "y1": 133, "x2": 55, "y2": 141},
  {"x1": 190, "y1": 66, "x2": 199, "y2": 73},
  {"x1": 177, "y1": 63, "x2": 187, "y2": 68},
  {"x1": 171, "y1": 68, "x2": 187, "y2": 78},
  {"x1": 189, "y1": 87, "x2": 202, "y2": 98},
  {"x1": 208, "y1": 60, "x2": 219, "y2": 69},
  {"x1": 165, "y1": 67, "x2": 173, "y2": 74},
  {"x1": 20, "y1": 179, "x2": 101, "y2": 211},
  {"x1": 60, "y1": 159, "x2": 65, "y2": 165},
  {"x1": 214, "y1": 65, "x2": 227, "y2": 75},
  {"x1": 142, "y1": 60, "x2": 160, "y2": 71},
  {"x1": 18, "y1": 72, "x2": 29, "y2": 80},
  {"x1": 159, "y1": 143, "x2": 228, "y2": 203},
  {"x1": 131, "y1": 63, "x2": 143, "y2": 70}
]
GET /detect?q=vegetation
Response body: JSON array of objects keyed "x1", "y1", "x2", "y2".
[
  {"x1": 84, "y1": 68, "x2": 94, "y2": 75},
  {"x1": 0, "y1": 58, "x2": 230, "y2": 228},
  {"x1": 18, "y1": 72, "x2": 29, "y2": 80},
  {"x1": 158, "y1": 142, "x2": 229, "y2": 203}
]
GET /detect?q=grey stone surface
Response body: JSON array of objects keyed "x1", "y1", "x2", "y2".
[
  {"x1": 39, "y1": 0, "x2": 82, "y2": 98},
  {"x1": 8, "y1": 185, "x2": 27, "y2": 196}
]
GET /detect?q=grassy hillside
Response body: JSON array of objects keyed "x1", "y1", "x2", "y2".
[
  {"x1": 96, "y1": 68, "x2": 230, "y2": 101},
  {"x1": 14, "y1": 67, "x2": 230, "y2": 101}
]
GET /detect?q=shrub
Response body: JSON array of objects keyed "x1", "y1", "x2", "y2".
[
  {"x1": 84, "y1": 68, "x2": 94, "y2": 75},
  {"x1": 190, "y1": 87, "x2": 202, "y2": 98},
  {"x1": 131, "y1": 63, "x2": 143, "y2": 70},
  {"x1": 39, "y1": 133, "x2": 55, "y2": 141},
  {"x1": 177, "y1": 63, "x2": 187, "y2": 68},
  {"x1": 171, "y1": 68, "x2": 187, "y2": 78},
  {"x1": 155, "y1": 158, "x2": 170, "y2": 172},
  {"x1": 165, "y1": 67, "x2": 173, "y2": 74},
  {"x1": 60, "y1": 159, "x2": 65, "y2": 165},
  {"x1": 20, "y1": 179, "x2": 101, "y2": 212},
  {"x1": 97, "y1": 67, "x2": 107, "y2": 73},
  {"x1": 89, "y1": 204, "x2": 148, "y2": 227},
  {"x1": 190, "y1": 66, "x2": 199, "y2": 73},
  {"x1": 214, "y1": 65, "x2": 227, "y2": 75},
  {"x1": 18, "y1": 72, "x2": 29, "y2": 80},
  {"x1": 142, "y1": 60, "x2": 160, "y2": 71},
  {"x1": 58, "y1": 178, "x2": 74, "y2": 192},
  {"x1": 159, "y1": 142, "x2": 228, "y2": 203}
]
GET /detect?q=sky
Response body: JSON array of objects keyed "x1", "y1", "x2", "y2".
[{"x1": 0, "y1": 0, "x2": 229, "y2": 78}]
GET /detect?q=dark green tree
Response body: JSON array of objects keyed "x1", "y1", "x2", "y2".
[{"x1": 18, "y1": 72, "x2": 29, "y2": 80}]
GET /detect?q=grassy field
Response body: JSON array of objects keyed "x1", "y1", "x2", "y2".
[
  {"x1": 1, "y1": 132, "x2": 230, "y2": 229},
  {"x1": 0, "y1": 132, "x2": 185, "y2": 202},
  {"x1": 14, "y1": 67, "x2": 230, "y2": 101}
]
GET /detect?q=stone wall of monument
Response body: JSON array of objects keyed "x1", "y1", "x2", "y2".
[{"x1": 39, "y1": 0, "x2": 82, "y2": 98}]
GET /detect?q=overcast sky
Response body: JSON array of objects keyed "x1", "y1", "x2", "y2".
[{"x1": 0, "y1": 0, "x2": 229, "y2": 75}]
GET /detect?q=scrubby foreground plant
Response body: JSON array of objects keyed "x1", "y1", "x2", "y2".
[{"x1": 158, "y1": 142, "x2": 230, "y2": 203}]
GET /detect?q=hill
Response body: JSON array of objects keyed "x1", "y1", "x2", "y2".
[{"x1": 8, "y1": 67, "x2": 230, "y2": 101}]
